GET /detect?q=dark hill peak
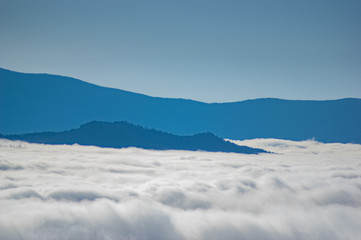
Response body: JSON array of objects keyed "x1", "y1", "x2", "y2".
[{"x1": 3, "y1": 121, "x2": 266, "y2": 154}]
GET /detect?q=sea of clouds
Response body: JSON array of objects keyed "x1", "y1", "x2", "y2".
[{"x1": 1, "y1": 138, "x2": 361, "y2": 240}]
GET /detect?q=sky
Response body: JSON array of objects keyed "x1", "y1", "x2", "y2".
[
  {"x1": 1, "y1": 0, "x2": 361, "y2": 102},
  {"x1": 1, "y1": 138, "x2": 361, "y2": 239}
]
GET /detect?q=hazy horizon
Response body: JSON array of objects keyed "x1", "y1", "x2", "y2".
[
  {"x1": 1, "y1": 0, "x2": 360, "y2": 102},
  {"x1": 1, "y1": 66, "x2": 360, "y2": 103}
]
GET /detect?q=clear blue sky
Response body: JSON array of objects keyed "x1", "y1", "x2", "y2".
[{"x1": 1, "y1": 0, "x2": 360, "y2": 102}]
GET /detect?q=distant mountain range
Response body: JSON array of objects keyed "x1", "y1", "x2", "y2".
[
  {"x1": 1, "y1": 68, "x2": 361, "y2": 144},
  {"x1": 1, "y1": 121, "x2": 266, "y2": 154}
]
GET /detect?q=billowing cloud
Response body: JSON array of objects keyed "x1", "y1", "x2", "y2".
[{"x1": 1, "y1": 139, "x2": 361, "y2": 240}]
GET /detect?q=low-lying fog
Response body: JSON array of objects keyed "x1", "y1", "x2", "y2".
[{"x1": 1, "y1": 138, "x2": 361, "y2": 240}]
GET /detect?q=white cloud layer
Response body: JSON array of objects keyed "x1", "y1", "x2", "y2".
[{"x1": 1, "y1": 138, "x2": 361, "y2": 240}]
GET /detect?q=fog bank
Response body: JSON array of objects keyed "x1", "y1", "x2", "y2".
[{"x1": 1, "y1": 139, "x2": 361, "y2": 240}]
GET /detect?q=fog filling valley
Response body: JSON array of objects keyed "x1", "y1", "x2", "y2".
[{"x1": 1, "y1": 138, "x2": 361, "y2": 240}]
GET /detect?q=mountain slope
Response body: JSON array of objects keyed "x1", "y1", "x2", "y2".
[
  {"x1": 1, "y1": 68, "x2": 361, "y2": 143},
  {"x1": 2, "y1": 121, "x2": 266, "y2": 154}
]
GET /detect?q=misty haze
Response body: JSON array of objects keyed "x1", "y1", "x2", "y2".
[{"x1": 1, "y1": 0, "x2": 361, "y2": 239}]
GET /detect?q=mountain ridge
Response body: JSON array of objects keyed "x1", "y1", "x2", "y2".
[
  {"x1": 2, "y1": 67, "x2": 357, "y2": 104},
  {"x1": 1, "y1": 68, "x2": 360, "y2": 144}
]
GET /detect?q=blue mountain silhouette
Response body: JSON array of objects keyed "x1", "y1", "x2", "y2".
[
  {"x1": 1, "y1": 68, "x2": 361, "y2": 143},
  {"x1": 1, "y1": 121, "x2": 266, "y2": 154}
]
